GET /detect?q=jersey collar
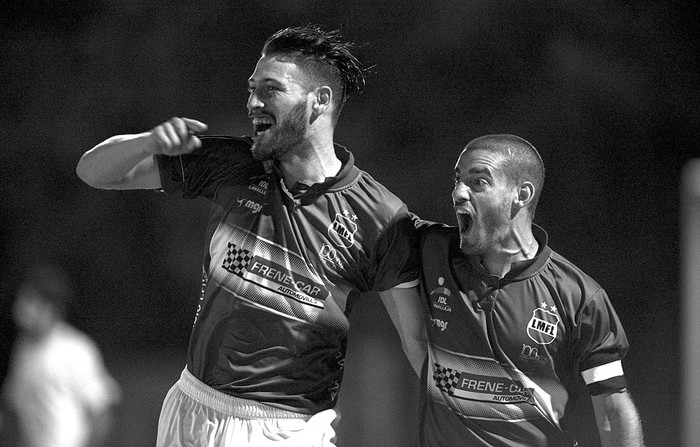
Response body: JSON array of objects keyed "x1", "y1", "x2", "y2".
[
  {"x1": 273, "y1": 144, "x2": 359, "y2": 206},
  {"x1": 466, "y1": 224, "x2": 552, "y2": 282}
]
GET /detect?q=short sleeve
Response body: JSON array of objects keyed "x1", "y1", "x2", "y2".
[
  {"x1": 156, "y1": 135, "x2": 263, "y2": 199},
  {"x1": 577, "y1": 288, "x2": 630, "y2": 395},
  {"x1": 368, "y1": 208, "x2": 419, "y2": 292}
]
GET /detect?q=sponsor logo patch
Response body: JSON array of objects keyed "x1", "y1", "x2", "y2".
[
  {"x1": 222, "y1": 242, "x2": 328, "y2": 307},
  {"x1": 429, "y1": 277, "x2": 453, "y2": 312},
  {"x1": 433, "y1": 363, "x2": 535, "y2": 405}
]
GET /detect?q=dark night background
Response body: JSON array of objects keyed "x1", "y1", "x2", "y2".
[{"x1": 1, "y1": 1, "x2": 698, "y2": 446}]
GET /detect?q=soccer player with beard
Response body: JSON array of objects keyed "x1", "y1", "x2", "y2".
[
  {"x1": 414, "y1": 135, "x2": 645, "y2": 446},
  {"x1": 76, "y1": 26, "x2": 425, "y2": 447}
]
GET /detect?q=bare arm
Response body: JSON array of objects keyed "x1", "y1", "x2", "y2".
[
  {"x1": 591, "y1": 389, "x2": 645, "y2": 447},
  {"x1": 76, "y1": 117, "x2": 208, "y2": 190},
  {"x1": 378, "y1": 286, "x2": 427, "y2": 376}
]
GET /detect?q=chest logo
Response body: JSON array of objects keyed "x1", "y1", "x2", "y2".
[
  {"x1": 429, "y1": 277, "x2": 452, "y2": 312},
  {"x1": 526, "y1": 306, "x2": 559, "y2": 345},
  {"x1": 328, "y1": 212, "x2": 357, "y2": 248},
  {"x1": 248, "y1": 179, "x2": 269, "y2": 195},
  {"x1": 221, "y1": 241, "x2": 328, "y2": 308},
  {"x1": 236, "y1": 197, "x2": 263, "y2": 214},
  {"x1": 319, "y1": 243, "x2": 343, "y2": 268}
]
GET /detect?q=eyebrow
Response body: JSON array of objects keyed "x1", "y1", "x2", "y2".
[
  {"x1": 248, "y1": 77, "x2": 283, "y2": 85},
  {"x1": 469, "y1": 167, "x2": 491, "y2": 175},
  {"x1": 457, "y1": 166, "x2": 492, "y2": 177}
]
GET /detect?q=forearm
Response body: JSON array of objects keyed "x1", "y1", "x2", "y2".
[
  {"x1": 378, "y1": 287, "x2": 427, "y2": 377},
  {"x1": 603, "y1": 407, "x2": 644, "y2": 447},
  {"x1": 400, "y1": 332, "x2": 427, "y2": 377},
  {"x1": 76, "y1": 132, "x2": 156, "y2": 189},
  {"x1": 593, "y1": 390, "x2": 645, "y2": 447}
]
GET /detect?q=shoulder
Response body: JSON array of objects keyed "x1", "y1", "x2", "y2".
[
  {"x1": 158, "y1": 135, "x2": 257, "y2": 173},
  {"x1": 196, "y1": 135, "x2": 255, "y2": 161},
  {"x1": 45, "y1": 325, "x2": 101, "y2": 366},
  {"x1": 417, "y1": 221, "x2": 457, "y2": 245},
  {"x1": 548, "y1": 249, "x2": 603, "y2": 290},
  {"x1": 341, "y1": 168, "x2": 410, "y2": 222},
  {"x1": 542, "y1": 249, "x2": 611, "y2": 314},
  {"x1": 55, "y1": 324, "x2": 99, "y2": 351}
]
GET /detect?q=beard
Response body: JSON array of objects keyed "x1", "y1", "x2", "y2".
[
  {"x1": 251, "y1": 101, "x2": 309, "y2": 161},
  {"x1": 459, "y1": 196, "x2": 512, "y2": 256}
]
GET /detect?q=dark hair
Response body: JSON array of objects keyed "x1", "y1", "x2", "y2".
[
  {"x1": 465, "y1": 134, "x2": 545, "y2": 218},
  {"x1": 262, "y1": 25, "x2": 366, "y2": 119}
]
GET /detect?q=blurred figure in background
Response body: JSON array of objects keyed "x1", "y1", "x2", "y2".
[{"x1": 0, "y1": 264, "x2": 121, "y2": 447}]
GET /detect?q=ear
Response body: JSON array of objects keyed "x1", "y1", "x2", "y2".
[
  {"x1": 514, "y1": 181, "x2": 535, "y2": 210},
  {"x1": 312, "y1": 86, "x2": 332, "y2": 117}
]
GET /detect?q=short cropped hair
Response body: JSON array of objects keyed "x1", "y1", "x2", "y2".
[
  {"x1": 465, "y1": 134, "x2": 545, "y2": 218},
  {"x1": 262, "y1": 25, "x2": 365, "y2": 121}
]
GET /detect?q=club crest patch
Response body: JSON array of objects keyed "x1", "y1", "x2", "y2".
[
  {"x1": 527, "y1": 307, "x2": 560, "y2": 345},
  {"x1": 328, "y1": 212, "x2": 357, "y2": 248}
]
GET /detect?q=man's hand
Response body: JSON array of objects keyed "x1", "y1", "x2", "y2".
[{"x1": 148, "y1": 117, "x2": 208, "y2": 156}]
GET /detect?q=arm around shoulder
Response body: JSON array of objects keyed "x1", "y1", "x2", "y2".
[
  {"x1": 378, "y1": 286, "x2": 427, "y2": 377},
  {"x1": 591, "y1": 389, "x2": 645, "y2": 447}
]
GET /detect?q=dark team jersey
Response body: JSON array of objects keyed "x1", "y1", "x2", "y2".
[
  {"x1": 156, "y1": 136, "x2": 418, "y2": 414},
  {"x1": 417, "y1": 223, "x2": 629, "y2": 447}
]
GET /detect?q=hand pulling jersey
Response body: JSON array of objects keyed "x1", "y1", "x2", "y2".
[
  {"x1": 417, "y1": 223, "x2": 629, "y2": 446},
  {"x1": 156, "y1": 136, "x2": 417, "y2": 415}
]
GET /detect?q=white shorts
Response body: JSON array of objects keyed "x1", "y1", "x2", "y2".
[{"x1": 156, "y1": 367, "x2": 338, "y2": 447}]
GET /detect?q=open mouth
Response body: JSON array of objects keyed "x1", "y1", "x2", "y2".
[
  {"x1": 252, "y1": 117, "x2": 273, "y2": 136},
  {"x1": 457, "y1": 211, "x2": 473, "y2": 233}
]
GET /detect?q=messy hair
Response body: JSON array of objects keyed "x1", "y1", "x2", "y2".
[{"x1": 262, "y1": 25, "x2": 366, "y2": 121}]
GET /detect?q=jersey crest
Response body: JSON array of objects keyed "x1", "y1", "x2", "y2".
[
  {"x1": 328, "y1": 212, "x2": 358, "y2": 248},
  {"x1": 527, "y1": 306, "x2": 560, "y2": 345}
]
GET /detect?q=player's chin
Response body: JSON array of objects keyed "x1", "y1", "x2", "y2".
[{"x1": 250, "y1": 137, "x2": 270, "y2": 160}]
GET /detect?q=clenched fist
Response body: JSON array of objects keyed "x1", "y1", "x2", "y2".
[{"x1": 148, "y1": 117, "x2": 209, "y2": 156}]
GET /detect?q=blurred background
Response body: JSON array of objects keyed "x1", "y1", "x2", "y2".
[{"x1": 1, "y1": 1, "x2": 697, "y2": 446}]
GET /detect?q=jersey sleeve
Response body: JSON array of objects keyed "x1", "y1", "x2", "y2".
[
  {"x1": 576, "y1": 288, "x2": 630, "y2": 395},
  {"x1": 367, "y1": 207, "x2": 419, "y2": 292},
  {"x1": 156, "y1": 135, "x2": 263, "y2": 199}
]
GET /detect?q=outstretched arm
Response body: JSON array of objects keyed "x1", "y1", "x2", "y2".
[
  {"x1": 378, "y1": 286, "x2": 427, "y2": 376},
  {"x1": 591, "y1": 389, "x2": 644, "y2": 447},
  {"x1": 76, "y1": 117, "x2": 208, "y2": 190}
]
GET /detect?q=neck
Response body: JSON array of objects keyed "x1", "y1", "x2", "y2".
[
  {"x1": 279, "y1": 134, "x2": 339, "y2": 186},
  {"x1": 480, "y1": 223, "x2": 538, "y2": 277}
]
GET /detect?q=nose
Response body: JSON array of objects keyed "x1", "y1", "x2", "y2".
[
  {"x1": 247, "y1": 89, "x2": 263, "y2": 113},
  {"x1": 452, "y1": 182, "x2": 469, "y2": 205}
]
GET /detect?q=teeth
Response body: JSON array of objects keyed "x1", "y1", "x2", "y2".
[
  {"x1": 252, "y1": 117, "x2": 273, "y2": 125},
  {"x1": 252, "y1": 116, "x2": 273, "y2": 135}
]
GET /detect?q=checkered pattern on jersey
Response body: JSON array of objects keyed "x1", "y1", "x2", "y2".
[
  {"x1": 433, "y1": 363, "x2": 461, "y2": 394},
  {"x1": 222, "y1": 242, "x2": 252, "y2": 275}
]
